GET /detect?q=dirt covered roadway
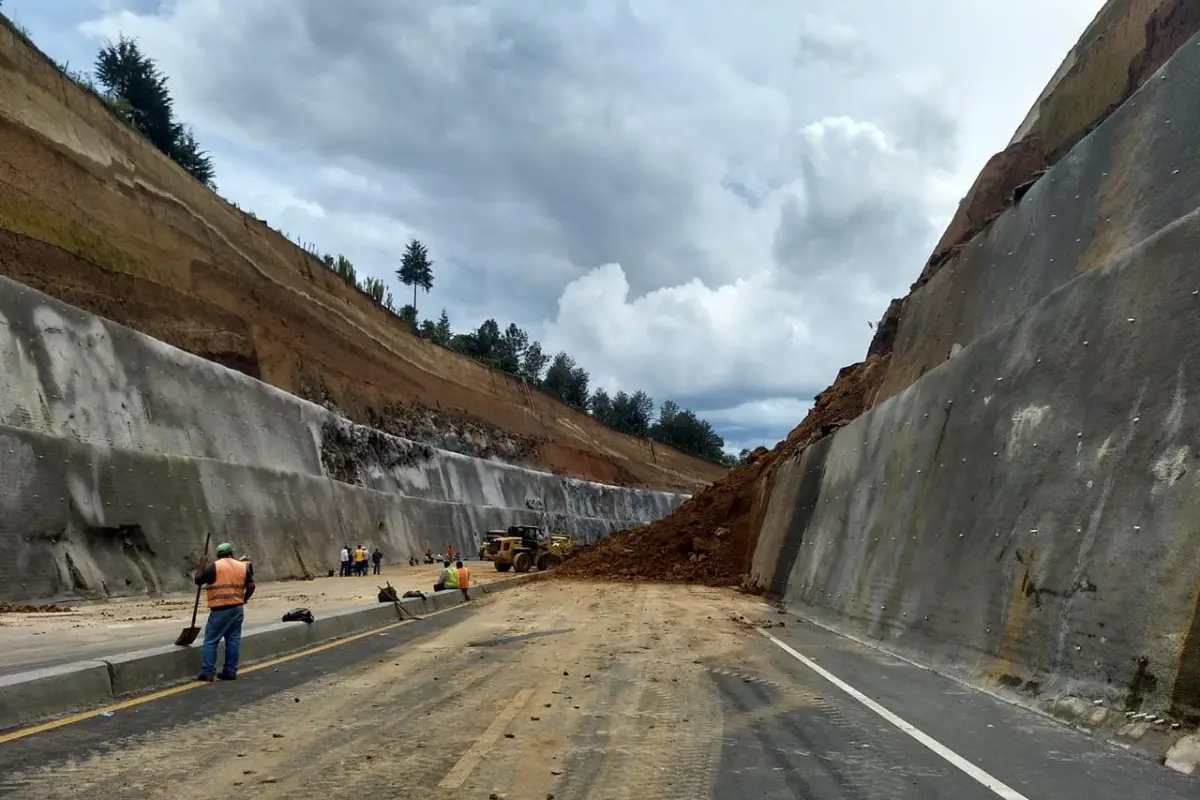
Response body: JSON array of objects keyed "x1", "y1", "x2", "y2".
[{"x1": 0, "y1": 582, "x2": 1195, "y2": 800}]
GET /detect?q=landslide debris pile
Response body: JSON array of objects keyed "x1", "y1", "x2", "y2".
[
  {"x1": 558, "y1": 453, "x2": 770, "y2": 586},
  {"x1": 557, "y1": 353, "x2": 892, "y2": 587}
]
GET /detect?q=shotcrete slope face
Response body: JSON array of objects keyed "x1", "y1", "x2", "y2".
[
  {"x1": 0, "y1": 277, "x2": 688, "y2": 604},
  {"x1": 752, "y1": 27, "x2": 1200, "y2": 721}
]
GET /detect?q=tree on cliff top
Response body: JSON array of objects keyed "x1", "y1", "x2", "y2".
[
  {"x1": 433, "y1": 309, "x2": 452, "y2": 346},
  {"x1": 650, "y1": 401, "x2": 726, "y2": 463},
  {"x1": 170, "y1": 125, "x2": 215, "y2": 188},
  {"x1": 495, "y1": 323, "x2": 528, "y2": 375},
  {"x1": 543, "y1": 352, "x2": 590, "y2": 410},
  {"x1": 521, "y1": 341, "x2": 550, "y2": 383},
  {"x1": 590, "y1": 388, "x2": 614, "y2": 422},
  {"x1": 332, "y1": 254, "x2": 356, "y2": 285},
  {"x1": 94, "y1": 37, "x2": 174, "y2": 152},
  {"x1": 397, "y1": 239, "x2": 434, "y2": 317},
  {"x1": 612, "y1": 390, "x2": 655, "y2": 436},
  {"x1": 93, "y1": 36, "x2": 215, "y2": 188},
  {"x1": 360, "y1": 275, "x2": 385, "y2": 304},
  {"x1": 398, "y1": 304, "x2": 418, "y2": 328}
]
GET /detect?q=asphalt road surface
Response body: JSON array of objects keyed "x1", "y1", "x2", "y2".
[{"x1": 0, "y1": 581, "x2": 1195, "y2": 799}]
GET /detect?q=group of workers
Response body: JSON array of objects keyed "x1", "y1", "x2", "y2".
[
  {"x1": 339, "y1": 544, "x2": 383, "y2": 576},
  {"x1": 434, "y1": 558, "x2": 471, "y2": 599},
  {"x1": 413, "y1": 544, "x2": 457, "y2": 565}
]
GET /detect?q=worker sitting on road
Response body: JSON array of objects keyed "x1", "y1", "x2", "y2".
[
  {"x1": 456, "y1": 559, "x2": 470, "y2": 601},
  {"x1": 434, "y1": 559, "x2": 459, "y2": 592},
  {"x1": 195, "y1": 541, "x2": 255, "y2": 682}
]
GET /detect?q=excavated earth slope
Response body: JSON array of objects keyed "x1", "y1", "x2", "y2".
[
  {"x1": 0, "y1": 20, "x2": 724, "y2": 493},
  {"x1": 561, "y1": 0, "x2": 1200, "y2": 584}
]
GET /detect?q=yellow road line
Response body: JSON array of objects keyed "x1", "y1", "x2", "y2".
[
  {"x1": 0, "y1": 602, "x2": 467, "y2": 746},
  {"x1": 438, "y1": 688, "x2": 535, "y2": 789}
]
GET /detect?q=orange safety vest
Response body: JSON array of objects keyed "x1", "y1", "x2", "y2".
[
  {"x1": 457, "y1": 567, "x2": 470, "y2": 589},
  {"x1": 206, "y1": 558, "x2": 249, "y2": 608}
]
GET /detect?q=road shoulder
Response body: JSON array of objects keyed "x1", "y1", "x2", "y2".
[{"x1": 765, "y1": 612, "x2": 1199, "y2": 798}]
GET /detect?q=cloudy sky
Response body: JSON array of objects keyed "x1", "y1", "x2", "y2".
[{"x1": 8, "y1": 0, "x2": 1104, "y2": 452}]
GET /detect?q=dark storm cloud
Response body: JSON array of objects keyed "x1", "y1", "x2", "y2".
[{"x1": 171, "y1": 0, "x2": 715, "y2": 297}]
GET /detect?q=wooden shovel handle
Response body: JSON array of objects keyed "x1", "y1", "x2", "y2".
[{"x1": 189, "y1": 531, "x2": 212, "y2": 628}]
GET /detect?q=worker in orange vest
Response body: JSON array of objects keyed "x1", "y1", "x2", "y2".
[
  {"x1": 456, "y1": 559, "x2": 470, "y2": 601},
  {"x1": 194, "y1": 541, "x2": 255, "y2": 682}
]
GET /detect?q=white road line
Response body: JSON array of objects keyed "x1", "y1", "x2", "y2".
[
  {"x1": 759, "y1": 629, "x2": 1030, "y2": 800},
  {"x1": 438, "y1": 688, "x2": 535, "y2": 789}
]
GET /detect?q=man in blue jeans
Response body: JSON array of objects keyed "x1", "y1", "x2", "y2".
[{"x1": 194, "y1": 542, "x2": 255, "y2": 682}]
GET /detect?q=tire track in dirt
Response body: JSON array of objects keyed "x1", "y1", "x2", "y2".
[
  {"x1": 709, "y1": 635, "x2": 956, "y2": 798},
  {"x1": 248, "y1": 585, "x2": 591, "y2": 799},
  {"x1": 546, "y1": 584, "x2": 735, "y2": 799}
]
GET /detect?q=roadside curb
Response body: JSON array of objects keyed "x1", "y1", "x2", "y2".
[{"x1": 0, "y1": 573, "x2": 539, "y2": 732}]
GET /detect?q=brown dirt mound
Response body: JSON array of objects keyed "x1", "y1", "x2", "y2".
[
  {"x1": 557, "y1": 353, "x2": 892, "y2": 587},
  {"x1": 0, "y1": 600, "x2": 71, "y2": 613},
  {"x1": 557, "y1": 451, "x2": 772, "y2": 586}
]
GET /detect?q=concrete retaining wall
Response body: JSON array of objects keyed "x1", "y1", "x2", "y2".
[
  {"x1": 752, "y1": 29, "x2": 1200, "y2": 721},
  {"x1": 877, "y1": 21, "x2": 1200, "y2": 403},
  {"x1": 0, "y1": 277, "x2": 687, "y2": 603}
]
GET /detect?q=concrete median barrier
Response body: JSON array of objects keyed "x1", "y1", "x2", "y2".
[
  {"x1": 0, "y1": 660, "x2": 113, "y2": 731},
  {"x1": 105, "y1": 644, "x2": 203, "y2": 697},
  {"x1": 0, "y1": 573, "x2": 537, "y2": 732}
]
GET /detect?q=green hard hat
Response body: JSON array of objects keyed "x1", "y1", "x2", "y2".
[{"x1": 216, "y1": 542, "x2": 234, "y2": 556}]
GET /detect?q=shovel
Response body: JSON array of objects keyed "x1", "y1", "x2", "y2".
[
  {"x1": 379, "y1": 581, "x2": 423, "y2": 621},
  {"x1": 174, "y1": 531, "x2": 211, "y2": 647}
]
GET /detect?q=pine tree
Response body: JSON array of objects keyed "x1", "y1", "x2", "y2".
[
  {"x1": 93, "y1": 36, "x2": 215, "y2": 187},
  {"x1": 396, "y1": 239, "x2": 434, "y2": 317},
  {"x1": 434, "y1": 309, "x2": 452, "y2": 346},
  {"x1": 521, "y1": 342, "x2": 550, "y2": 382}
]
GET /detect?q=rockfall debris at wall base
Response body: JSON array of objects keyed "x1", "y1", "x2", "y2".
[
  {"x1": 366, "y1": 401, "x2": 545, "y2": 464},
  {"x1": 319, "y1": 417, "x2": 436, "y2": 486},
  {"x1": 0, "y1": 601, "x2": 71, "y2": 614},
  {"x1": 301, "y1": 372, "x2": 545, "y2": 469}
]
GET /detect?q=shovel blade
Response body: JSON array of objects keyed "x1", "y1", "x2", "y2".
[{"x1": 174, "y1": 626, "x2": 200, "y2": 647}]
